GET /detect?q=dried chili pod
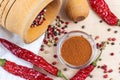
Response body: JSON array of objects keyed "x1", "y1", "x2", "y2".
[
  {"x1": 0, "y1": 58, "x2": 52, "y2": 80},
  {"x1": 89, "y1": 0, "x2": 120, "y2": 26},
  {"x1": 0, "y1": 38, "x2": 68, "y2": 80}
]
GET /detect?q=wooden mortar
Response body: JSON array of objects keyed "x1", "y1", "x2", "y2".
[{"x1": 0, "y1": 0, "x2": 62, "y2": 43}]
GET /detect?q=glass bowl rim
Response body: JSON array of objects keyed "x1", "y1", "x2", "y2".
[{"x1": 57, "y1": 30, "x2": 97, "y2": 69}]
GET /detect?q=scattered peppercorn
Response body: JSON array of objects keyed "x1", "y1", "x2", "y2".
[
  {"x1": 40, "y1": 47, "x2": 44, "y2": 51},
  {"x1": 95, "y1": 36, "x2": 100, "y2": 40},
  {"x1": 101, "y1": 64, "x2": 107, "y2": 71},
  {"x1": 52, "y1": 61, "x2": 57, "y2": 65},
  {"x1": 111, "y1": 42, "x2": 115, "y2": 45},
  {"x1": 74, "y1": 21, "x2": 78, "y2": 24},
  {"x1": 41, "y1": 45, "x2": 44, "y2": 48},
  {"x1": 111, "y1": 38, "x2": 116, "y2": 41},
  {"x1": 108, "y1": 37, "x2": 112, "y2": 41},
  {"x1": 99, "y1": 20, "x2": 103, "y2": 23},
  {"x1": 110, "y1": 52, "x2": 114, "y2": 56},
  {"x1": 63, "y1": 68, "x2": 68, "y2": 71},
  {"x1": 54, "y1": 43, "x2": 57, "y2": 46},
  {"x1": 42, "y1": 16, "x2": 69, "y2": 47},
  {"x1": 89, "y1": 74, "x2": 93, "y2": 78},
  {"x1": 53, "y1": 55, "x2": 57, "y2": 59},
  {"x1": 114, "y1": 30, "x2": 118, "y2": 34},
  {"x1": 108, "y1": 69, "x2": 113, "y2": 73},
  {"x1": 97, "y1": 65, "x2": 101, "y2": 68},
  {"x1": 104, "y1": 69, "x2": 107, "y2": 73},
  {"x1": 107, "y1": 28, "x2": 111, "y2": 32},
  {"x1": 103, "y1": 74, "x2": 108, "y2": 78},
  {"x1": 81, "y1": 25, "x2": 85, "y2": 29}
]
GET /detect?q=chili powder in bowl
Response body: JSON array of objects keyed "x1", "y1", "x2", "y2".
[{"x1": 57, "y1": 31, "x2": 97, "y2": 69}]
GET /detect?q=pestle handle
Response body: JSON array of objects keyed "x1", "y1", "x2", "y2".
[{"x1": 65, "y1": 0, "x2": 89, "y2": 22}]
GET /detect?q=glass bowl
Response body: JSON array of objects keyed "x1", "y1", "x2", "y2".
[{"x1": 57, "y1": 31, "x2": 97, "y2": 69}]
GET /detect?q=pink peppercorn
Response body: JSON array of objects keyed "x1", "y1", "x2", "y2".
[
  {"x1": 65, "y1": 22, "x2": 69, "y2": 25},
  {"x1": 101, "y1": 64, "x2": 107, "y2": 70},
  {"x1": 111, "y1": 38, "x2": 116, "y2": 41},
  {"x1": 55, "y1": 37, "x2": 59, "y2": 41},
  {"x1": 52, "y1": 61, "x2": 57, "y2": 65},
  {"x1": 56, "y1": 16, "x2": 60, "y2": 19},
  {"x1": 108, "y1": 37, "x2": 112, "y2": 41},
  {"x1": 103, "y1": 74, "x2": 108, "y2": 78},
  {"x1": 43, "y1": 39, "x2": 48, "y2": 44},
  {"x1": 108, "y1": 69, "x2": 113, "y2": 73},
  {"x1": 53, "y1": 54, "x2": 58, "y2": 58},
  {"x1": 104, "y1": 69, "x2": 107, "y2": 73},
  {"x1": 95, "y1": 36, "x2": 100, "y2": 40},
  {"x1": 40, "y1": 47, "x2": 44, "y2": 51},
  {"x1": 110, "y1": 52, "x2": 114, "y2": 56}
]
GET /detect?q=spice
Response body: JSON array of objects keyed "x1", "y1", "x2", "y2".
[
  {"x1": 108, "y1": 37, "x2": 116, "y2": 42},
  {"x1": 40, "y1": 47, "x2": 44, "y2": 51},
  {"x1": 97, "y1": 65, "x2": 101, "y2": 68},
  {"x1": 53, "y1": 54, "x2": 58, "y2": 58},
  {"x1": 89, "y1": 0, "x2": 120, "y2": 26},
  {"x1": 31, "y1": 8, "x2": 46, "y2": 28},
  {"x1": 107, "y1": 28, "x2": 111, "y2": 32},
  {"x1": 52, "y1": 61, "x2": 57, "y2": 65},
  {"x1": 111, "y1": 42, "x2": 115, "y2": 45},
  {"x1": 103, "y1": 74, "x2": 108, "y2": 78},
  {"x1": 63, "y1": 68, "x2": 68, "y2": 71},
  {"x1": 81, "y1": 25, "x2": 85, "y2": 29},
  {"x1": 61, "y1": 36, "x2": 92, "y2": 66},
  {"x1": 0, "y1": 59, "x2": 52, "y2": 80},
  {"x1": 110, "y1": 52, "x2": 114, "y2": 56},
  {"x1": 100, "y1": 64, "x2": 113, "y2": 78},
  {"x1": 89, "y1": 75, "x2": 93, "y2": 78},
  {"x1": 0, "y1": 38, "x2": 68, "y2": 80},
  {"x1": 95, "y1": 36, "x2": 100, "y2": 40},
  {"x1": 114, "y1": 30, "x2": 118, "y2": 34},
  {"x1": 43, "y1": 16, "x2": 69, "y2": 47},
  {"x1": 108, "y1": 69, "x2": 113, "y2": 73},
  {"x1": 99, "y1": 20, "x2": 103, "y2": 23},
  {"x1": 70, "y1": 41, "x2": 108, "y2": 80}
]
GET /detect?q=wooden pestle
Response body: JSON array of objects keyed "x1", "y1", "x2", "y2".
[{"x1": 65, "y1": 0, "x2": 89, "y2": 22}]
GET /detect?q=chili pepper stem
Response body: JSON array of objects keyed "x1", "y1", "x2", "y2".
[
  {"x1": 57, "y1": 70, "x2": 68, "y2": 80},
  {"x1": 92, "y1": 41, "x2": 108, "y2": 66},
  {"x1": 117, "y1": 19, "x2": 120, "y2": 26},
  {"x1": 0, "y1": 59, "x2": 6, "y2": 66}
]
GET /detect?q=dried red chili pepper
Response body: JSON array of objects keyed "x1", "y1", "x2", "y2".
[
  {"x1": 70, "y1": 41, "x2": 108, "y2": 80},
  {"x1": 0, "y1": 58, "x2": 52, "y2": 80},
  {"x1": 89, "y1": 0, "x2": 120, "y2": 26},
  {"x1": 0, "y1": 38, "x2": 67, "y2": 80}
]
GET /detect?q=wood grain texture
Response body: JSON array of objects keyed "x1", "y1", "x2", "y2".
[
  {"x1": 0, "y1": 0, "x2": 62, "y2": 43},
  {"x1": 65, "y1": 0, "x2": 89, "y2": 22}
]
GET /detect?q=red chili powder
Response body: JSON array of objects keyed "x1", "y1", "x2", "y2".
[{"x1": 61, "y1": 36, "x2": 92, "y2": 66}]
